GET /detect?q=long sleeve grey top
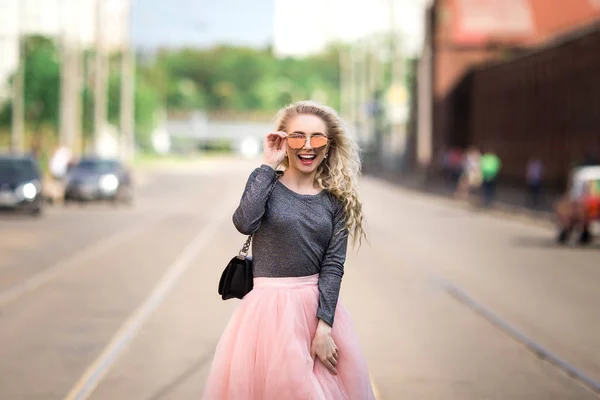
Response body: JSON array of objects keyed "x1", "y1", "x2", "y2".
[{"x1": 233, "y1": 164, "x2": 348, "y2": 326}]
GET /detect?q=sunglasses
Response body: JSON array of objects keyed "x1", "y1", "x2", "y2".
[{"x1": 287, "y1": 134, "x2": 329, "y2": 150}]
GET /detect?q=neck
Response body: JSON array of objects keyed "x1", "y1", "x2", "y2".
[{"x1": 281, "y1": 167, "x2": 318, "y2": 191}]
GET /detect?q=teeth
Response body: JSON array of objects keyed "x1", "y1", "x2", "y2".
[{"x1": 299, "y1": 155, "x2": 315, "y2": 159}]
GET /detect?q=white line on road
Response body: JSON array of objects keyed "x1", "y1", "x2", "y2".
[
  {"x1": 63, "y1": 194, "x2": 235, "y2": 400},
  {"x1": 0, "y1": 216, "x2": 164, "y2": 309},
  {"x1": 433, "y1": 275, "x2": 600, "y2": 395},
  {"x1": 396, "y1": 231, "x2": 600, "y2": 396}
]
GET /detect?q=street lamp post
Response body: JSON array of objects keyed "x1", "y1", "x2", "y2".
[
  {"x1": 93, "y1": 0, "x2": 108, "y2": 156},
  {"x1": 120, "y1": 0, "x2": 135, "y2": 164},
  {"x1": 11, "y1": 0, "x2": 25, "y2": 153}
]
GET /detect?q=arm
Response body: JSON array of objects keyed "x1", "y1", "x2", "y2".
[
  {"x1": 316, "y1": 202, "x2": 348, "y2": 327},
  {"x1": 311, "y1": 201, "x2": 348, "y2": 375},
  {"x1": 232, "y1": 165, "x2": 278, "y2": 235}
]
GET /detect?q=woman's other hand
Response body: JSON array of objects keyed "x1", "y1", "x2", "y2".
[{"x1": 310, "y1": 319, "x2": 339, "y2": 375}]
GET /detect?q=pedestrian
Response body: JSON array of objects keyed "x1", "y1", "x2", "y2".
[
  {"x1": 455, "y1": 145, "x2": 480, "y2": 200},
  {"x1": 202, "y1": 101, "x2": 375, "y2": 399},
  {"x1": 526, "y1": 157, "x2": 543, "y2": 208},
  {"x1": 480, "y1": 150, "x2": 501, "y2": 207}
]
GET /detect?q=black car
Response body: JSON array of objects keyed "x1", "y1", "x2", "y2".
[
  {"x1": 0, "y1": 154, "x2": 43, "y2": 215},
  {"x1": 64, "y1": 157, "x2": 133, "y2": 204}
]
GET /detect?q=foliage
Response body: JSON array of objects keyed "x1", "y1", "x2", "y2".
[
  {"x1": 0, "y1": 36, "x2": 61, "y2": 132},
  {"x1": 1, "y1": 37, "x2": 344, "y2": 151},
  {"x1": 151, "y1": 44, "x2": 342, "y2": 113}
]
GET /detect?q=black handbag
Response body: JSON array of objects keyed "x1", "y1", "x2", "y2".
[
  {"x1": 218, "y1": 171, "x2": 281, "y2": 300},
  {"x1": 218, "y1": 236, "x2": 254, "y2": 300}
]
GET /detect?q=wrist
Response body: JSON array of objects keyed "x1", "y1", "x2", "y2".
[
  {"x1": 263, "y1": 161, "x2": 279, "y2": 171},
  {"x1": 317, "y1": 318, "x2": 332, "y2": 333}
]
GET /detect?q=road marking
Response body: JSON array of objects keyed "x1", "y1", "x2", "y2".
[
  {"x1": 0, "y1": 217, "x2": 163, "y2": 309},
  {"x1": 396, "y1": 234, "x2": 600, "y2": 396},
  {"x1": 433, "y1": 275, "x2": 600, "y2": 395},
  {"x1": 63, "y1": 196, "x2": 234, "y2": 400}
]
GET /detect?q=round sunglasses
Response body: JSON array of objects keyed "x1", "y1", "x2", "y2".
[{"x1": 287, "y1": 134, "x2": 329, "y2": 150}]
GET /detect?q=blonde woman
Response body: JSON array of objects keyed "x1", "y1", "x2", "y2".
[{"x1": 203, "y1": 101, "x2": 375, "y2": 399}]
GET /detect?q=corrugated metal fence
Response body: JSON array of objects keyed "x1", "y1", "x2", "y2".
[{"x1": 450, "y1": 24, "x2": 600, "y2": 187}]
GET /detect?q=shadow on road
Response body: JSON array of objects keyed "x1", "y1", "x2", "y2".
[
  {"x1": 0, "y1": 211, "x2": 41, "y2": 221},
  {"x1": 512, "y1": 236, "x2": 600, "y2": 251}
]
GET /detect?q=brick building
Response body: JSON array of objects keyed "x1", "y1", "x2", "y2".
[{"x1": 416, "y1": 0, "x2": 600, "y2": 185}]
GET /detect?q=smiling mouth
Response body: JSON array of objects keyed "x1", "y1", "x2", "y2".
[{"x1": 298, "y1": 154, "x2": 316, "y2": 165}]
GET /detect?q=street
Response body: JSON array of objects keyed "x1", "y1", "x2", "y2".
[{"x1": 0, "y1": 156, "x2": 599, "y2": 400}]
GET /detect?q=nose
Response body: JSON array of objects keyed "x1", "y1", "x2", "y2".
[{"x1": 302, "y1": 136, "x2": 313, "y2": 150}]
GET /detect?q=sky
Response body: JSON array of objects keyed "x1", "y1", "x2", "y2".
[
  {"x1": 131, "y1": 0, "x2": 428, "y2": 56},
  {"x1": 131, "y1": 0, "x2": 274, "y2": 49}
]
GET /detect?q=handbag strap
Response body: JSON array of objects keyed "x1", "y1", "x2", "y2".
[{"x1": 238, "y1": 170, "x2": 282, "y2": 258}]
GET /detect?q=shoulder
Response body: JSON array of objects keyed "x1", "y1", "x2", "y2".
[
  {"x1": 323, "y1": 191, "x2": 345, "y2": 214},
  {"x1": 249, "y1": 165, "x2": 281, "y2": 179}
]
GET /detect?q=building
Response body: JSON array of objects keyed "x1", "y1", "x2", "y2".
[{"x1": 416, "y1": 0, "x2": 600, "y2": 171}]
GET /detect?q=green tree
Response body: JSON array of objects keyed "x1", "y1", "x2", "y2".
[{"x1": 0, "y1": 36, "x2": 61, "y2": 133}]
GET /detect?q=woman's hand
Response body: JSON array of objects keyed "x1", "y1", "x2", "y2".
[
  {"x1": 310, "y1": 319, "x2": 339, "y2": 375},
  {"x1": 263, "y1": 131, "x2": 288, "y2": 170}
]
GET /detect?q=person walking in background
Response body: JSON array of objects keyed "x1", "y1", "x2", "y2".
[
  {"x1": 455, "y1": 146, "x2": 481, "y2": 201},
  {"x1": 49, "y1": 145, "x2": 72, "y2": 182},
  {"x1": 202, "y1": 101, "x2": 375, "y2": 400},
  {"x1": 526, "y1": 157, "x2": 544, "y2": 208},
  {"x1": 480, "y1": 150, "x2": 501, "y2": 207}
]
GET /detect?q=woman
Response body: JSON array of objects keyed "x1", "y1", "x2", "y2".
[{"x1": 203, "y1": 101, "x2": 375, "y2": 400}]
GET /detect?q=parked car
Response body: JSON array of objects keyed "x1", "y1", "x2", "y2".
[
  {"x1": 554, "y1": 165, "x2": 600, "y2": 244},
  {"x1": 0, "y1": 154, "x2": 43, "y2": 216},
  {"x1": 64, "y1": 157, "x2": 133, "y2": 205}
]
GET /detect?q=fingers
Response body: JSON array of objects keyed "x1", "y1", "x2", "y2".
[
  {"x1": 267, "y1": 131, "x2": 287, "y2": 141},
  {"x1": 321, "y1": 357, "x2": 338, "y2": 375},
  {"x1": 318, "y1": 350, "x2": 339, "y2": 375},
  {"x1": 266, "y1": 132, "x2": 288, "y2": 151}
]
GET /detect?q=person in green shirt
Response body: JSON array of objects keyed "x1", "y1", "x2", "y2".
[{"x1": 480, "y1": 151, "x2": 501, "y2": 206}]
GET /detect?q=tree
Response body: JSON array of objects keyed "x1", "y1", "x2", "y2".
[
  {"x1": 150, "y1": 45, "x2": 342, "y2": 113},
  {"x1": 0, "y1": 36, "x2": 61, "y2": 133}
]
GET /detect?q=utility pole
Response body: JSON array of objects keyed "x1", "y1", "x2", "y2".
[
  {"x1": 387, "y1": 0, "x2": 408, "y2": 171},
  {"x1": 59, "y1": 0, "x2": 83, "y2": 156},
  {"x1": 93, "y1": 0, "x2": 108, "y2": 156},
  {"x1": 338, "y1": 47, "x2": 350, "y2": 121},
  {"x1": 11, "y1": 0, "x2": 25, "y2": 153},
  {"x1": 348, "y1": 44, "x2": 358, "y2": 133},
  {"x1": 120, "y1": 0, "x2": 135, "y2": 164},
  {"x1": 357, "y1": 39, "x2": 369, "y2": 148}
]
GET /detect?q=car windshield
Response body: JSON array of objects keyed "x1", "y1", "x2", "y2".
[
  {"x1": 75, "y1": 159, "x2": 119, "y2": 173},
  {"x1": 0, "y1": 158, "x2": 38, "y2": 182}
]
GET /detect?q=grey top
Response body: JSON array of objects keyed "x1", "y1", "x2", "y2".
[{"x1": 233, "y1": 164, "x2": 348, "y2": 326}]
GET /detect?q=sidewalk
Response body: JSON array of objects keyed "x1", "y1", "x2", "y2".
[{"x1": 364, "y1": 167, "x2": 559, "y2": 225}]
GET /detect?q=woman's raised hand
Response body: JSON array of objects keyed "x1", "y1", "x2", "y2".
[{"x1": 264, "y1": 131, "x2": 288, "y2": 169}]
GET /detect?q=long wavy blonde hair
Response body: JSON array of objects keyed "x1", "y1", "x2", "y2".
[{"x1": 275, "y1": 100, "x2": 366, "y2": 247}]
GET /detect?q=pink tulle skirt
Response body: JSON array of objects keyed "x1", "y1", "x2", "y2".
[{"x1": 202, "y1": 274, "x2": 375, "y2": 400}]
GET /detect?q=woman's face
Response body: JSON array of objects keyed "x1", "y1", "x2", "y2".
[{"x1": 285, "y1": 114, "x2": 329, "y2": 175}]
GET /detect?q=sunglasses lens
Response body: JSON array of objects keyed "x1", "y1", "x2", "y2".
[
  {"x1": 287, "y1": 138, "x2": 305, "y2": 149},
  {"x1": 311, "y1": 137, "x2": 328, "y2": 148}
]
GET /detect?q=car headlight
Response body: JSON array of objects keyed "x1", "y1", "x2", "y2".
[
  {"x1": 99, "y1": 174, "x2": 119, "y2": 191},
  {"x1": 16, "y1": 181, "x2": 39, "y2": 201}
]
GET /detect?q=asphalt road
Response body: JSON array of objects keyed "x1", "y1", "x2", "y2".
[{"x1": 0, "y1": 156, "x2": 598, "y2": 400}]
